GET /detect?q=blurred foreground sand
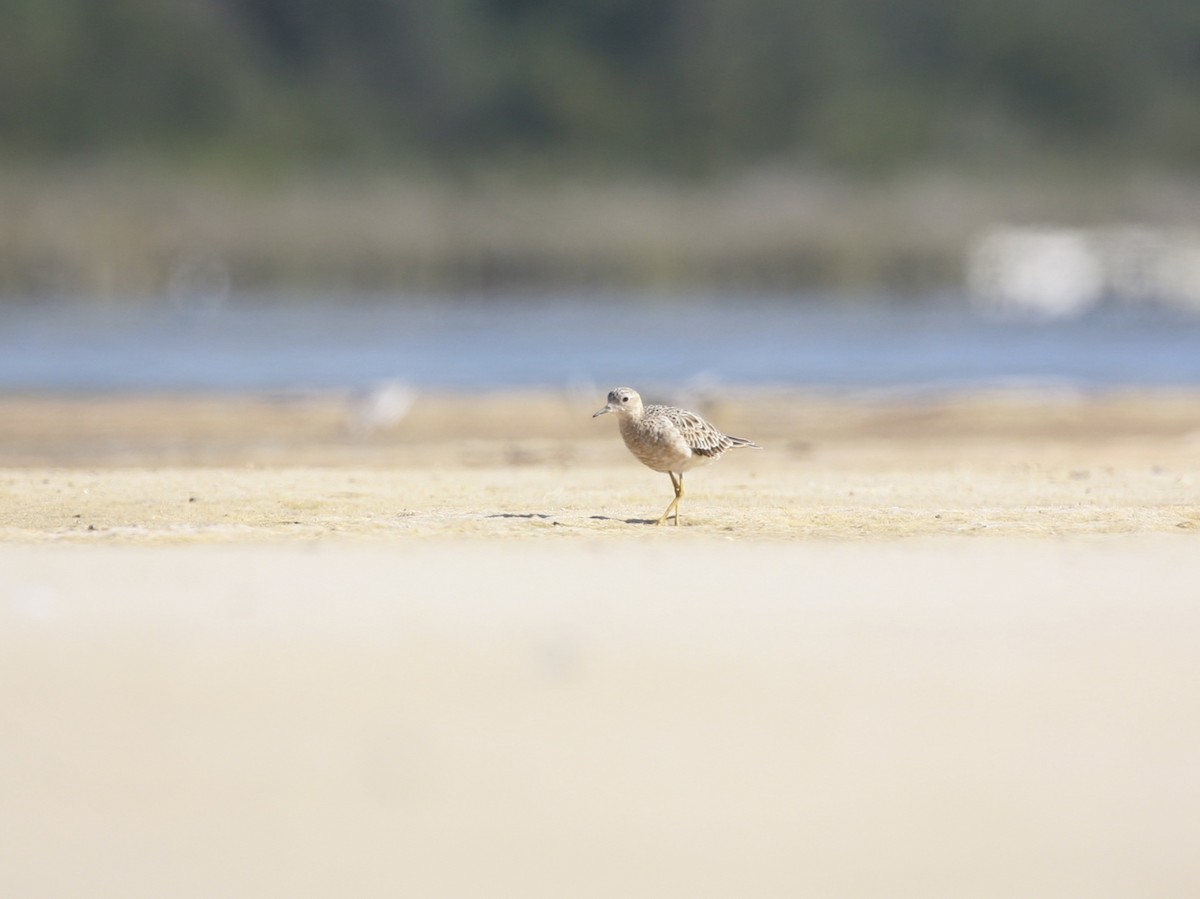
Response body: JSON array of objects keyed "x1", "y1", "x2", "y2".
[
  {"x1": 2, "y1": 390, "x2": 1199, "y2": 897},
  {"x1": 3, "y1": 539, "x2": 1199, "y2": 898}
]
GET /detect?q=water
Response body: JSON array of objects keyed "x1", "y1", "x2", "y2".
[{"x1": 2, "y1": 293, "x2": 1199, "y2": 392}]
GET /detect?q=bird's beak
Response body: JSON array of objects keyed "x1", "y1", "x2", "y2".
[{"x1": 592, "y1": 404, "x2": 614, "y2": 418}]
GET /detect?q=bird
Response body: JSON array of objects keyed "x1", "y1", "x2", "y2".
[{"x1": 593, "y1": 387, "x2": 761, "y2": 525}]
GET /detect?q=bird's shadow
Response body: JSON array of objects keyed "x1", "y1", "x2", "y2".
[
  {"x1": 590, "y1": 515, "x2": 658, "y2": 526},
  {"x1": 486, "y1": 512, "x2": 660, "y2": 526}
]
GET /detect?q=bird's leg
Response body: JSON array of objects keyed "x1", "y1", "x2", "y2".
[{"x1": 657, "y1": 472, "x2": 682, "y2": 526}]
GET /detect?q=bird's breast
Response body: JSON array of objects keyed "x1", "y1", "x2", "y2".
[{"x1": 618, "y1": 418, "x2": 696, "y2": 472}]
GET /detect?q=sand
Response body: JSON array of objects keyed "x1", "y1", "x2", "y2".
[
  {"x1": 2, "y1": 388, "x2": 1199, "y2": 897},
  {"x1": 2, "y1": 387, "x2": 1198, "y2": 540}
]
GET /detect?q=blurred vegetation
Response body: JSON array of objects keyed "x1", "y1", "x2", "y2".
[
  {"x1": 3, "y1": 0, "x2": 1200, "y2": 297},
  {"x1": 4, "y1": 0, "x2": 1200, "y2": 175}
]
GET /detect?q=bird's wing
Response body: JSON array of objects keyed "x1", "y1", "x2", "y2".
[{"x1": 657, "y1": 406, "x2": 732, "y2": 457}]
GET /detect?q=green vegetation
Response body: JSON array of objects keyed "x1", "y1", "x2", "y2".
[
  {"x1": 3, "y1": 0, "x2": 1200, "y2": 174},
  {"x1": 3, "y1": 0, "x2": 1200, "y2": 296}
]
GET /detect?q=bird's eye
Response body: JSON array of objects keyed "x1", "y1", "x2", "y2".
[{"x1": 621, "y1": 396, "x2": 628, "y2": 402}]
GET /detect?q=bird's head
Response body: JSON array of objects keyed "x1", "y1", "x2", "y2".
[{"x1": 592, "y1": 387, "x2": 642, "y2": 418}]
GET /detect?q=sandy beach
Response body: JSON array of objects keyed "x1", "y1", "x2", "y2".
[
  {"x1": 2, "y1": 387, "x2": 1199, "y2": 540},
  {"x1": 2, "y1": 388, "x2": 1199, "y2": 897}
]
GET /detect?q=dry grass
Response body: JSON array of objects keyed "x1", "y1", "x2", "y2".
[{"x1": 5, "y1": 167, "x2": 1200, "y2": 297}]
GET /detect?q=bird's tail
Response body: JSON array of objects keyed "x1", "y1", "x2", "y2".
[{"x1": 728, "y1": 435, "x2": 762, "y2": 449}]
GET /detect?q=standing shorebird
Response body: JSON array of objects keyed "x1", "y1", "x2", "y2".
[{"x1": 593, "y1": 387, "x2": 761, "y2": 525}]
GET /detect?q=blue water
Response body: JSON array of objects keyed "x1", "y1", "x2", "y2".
[{"x1": 2, "y1": 293, "x2": 1199, "y2": 392}]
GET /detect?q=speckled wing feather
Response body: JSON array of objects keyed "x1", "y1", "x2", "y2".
[{"x1": 651, "y1": 405, "x2": 736, "y2": 458}]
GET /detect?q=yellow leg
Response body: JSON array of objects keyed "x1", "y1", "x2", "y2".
[{"x1": 656, "y1": 472, "x2": 684, "y2": 526}]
